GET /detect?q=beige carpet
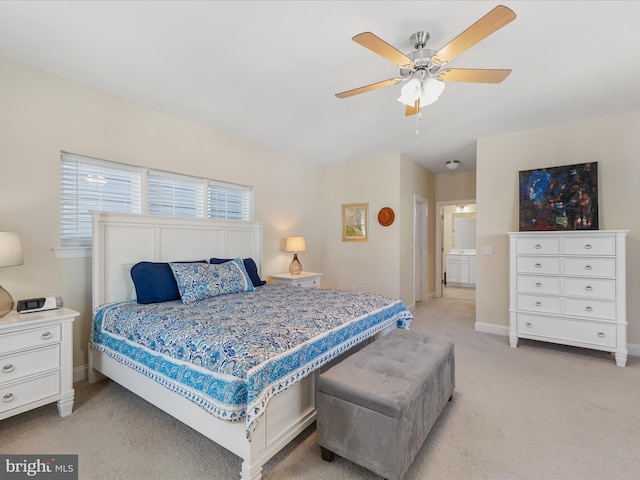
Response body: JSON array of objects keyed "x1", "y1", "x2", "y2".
[{"x1": 2, "y1": 296, "x2": 639, "y2": 480}]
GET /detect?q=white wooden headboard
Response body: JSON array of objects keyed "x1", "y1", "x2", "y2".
[{"x1": 92, "y1": 212, "x2": 263, "y2": 309}]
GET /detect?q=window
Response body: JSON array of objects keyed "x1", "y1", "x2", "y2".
[
  {"x1": 147, "y1": 171, "x2": 205, "y2": 218},
  {"x1": 60, "y1": 154, "x2": 142, "y2": 247},
  {"x1": 60, "y1": 152, "x2": 253, "y2": 248}
]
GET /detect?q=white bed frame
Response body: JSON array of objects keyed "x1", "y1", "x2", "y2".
[{"x1": 88, "y1": 212, "x2": 316, "y2": 480}]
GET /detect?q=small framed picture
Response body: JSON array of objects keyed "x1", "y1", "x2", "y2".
[{"x1": 342, "y1": 203, "x2": 368, "y2": 242}]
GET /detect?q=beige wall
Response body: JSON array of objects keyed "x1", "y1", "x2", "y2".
[
  {"x1": 0, "y1": 56, "x2": 322, "y2": 371},
  {"x1": 435, "y1": 169, "x2": 476, "y2": 201},
  {"x1": 476, "y1": 111, "x2": 640, "y2": 348},
  {"x1": 319, "y1": 154, "x2": 401, "y2": 297},
  {"x1": 319, "y1": 153, "x2": 435, "y2": 306}
]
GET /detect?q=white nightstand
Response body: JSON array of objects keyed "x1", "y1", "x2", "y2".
[
  {"x1": 0, "y1": 307, "x2": 78, "y2": 420},
  {"x1": 270, "y1": 272, "x2": 323, "y2": 288}
]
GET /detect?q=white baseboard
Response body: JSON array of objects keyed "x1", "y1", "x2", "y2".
[
  {"x1": 475, "y1": 321, "x2": 640, "y2": 357},
  {"x1": 474, "y1": 322, "x2": 509, "y2": 337}
]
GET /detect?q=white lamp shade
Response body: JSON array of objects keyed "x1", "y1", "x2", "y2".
[
  {"x1": 397, "y1": 77, "x2": 446, "y2": 107},
  {"x1": 0, "y1": 232, "x2": 23, "y2": 267},
  {"x1": 285, "y1": 236, "x2": 306, "y2": 252}
]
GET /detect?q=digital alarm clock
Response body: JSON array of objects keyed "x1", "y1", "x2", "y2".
[{"x1": 17, "y1": 296, "x2": 63, "y2": 314}]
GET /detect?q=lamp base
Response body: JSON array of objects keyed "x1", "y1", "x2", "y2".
[
  {"x1": 289, "y1": 253, "x2": 303, "y2": 275},
  {"x1": 0, "y1": 284, "x2": 14, "y2": 318}
]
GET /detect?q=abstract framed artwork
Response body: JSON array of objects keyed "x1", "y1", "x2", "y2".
[
  {"x1": 519, "y1": 162, "x2": 599, "y2": 231},
  {"x1": 342, "y1": 203, "x2": 368, "y2": 241}
]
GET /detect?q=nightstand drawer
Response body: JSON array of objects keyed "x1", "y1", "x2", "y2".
[
  {"x1": 0, "y1": 324, "x2": 61, "y2": 354},
  {"x1": 1, "y1": 345, "x2": 60, "y2": 385},
  {"x1": 293, "y1": 277, "x2": 321, "y2": 288},
  {"x1": 0, "y1": 371, "x2": 60, "y2": 414}
]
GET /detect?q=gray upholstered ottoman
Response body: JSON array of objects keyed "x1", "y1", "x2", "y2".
[{"x1": 316, "y1": 329, "x2": 455, "y2": 480}]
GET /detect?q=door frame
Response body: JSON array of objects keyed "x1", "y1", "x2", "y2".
[
  {"x1": 413, "y1": 195, "x2": 429, "y2": 305},
  {"x1": 435, "y1": 198, "x2": 476, "y2": 297}
]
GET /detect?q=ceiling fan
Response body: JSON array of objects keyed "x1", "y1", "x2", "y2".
[{"x1": 335, "y1": 5, "x2": 516, "y2": 117}]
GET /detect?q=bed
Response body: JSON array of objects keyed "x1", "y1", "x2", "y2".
[{"x1": 88, "y1": 212, "x2": 413, "y2": 480}]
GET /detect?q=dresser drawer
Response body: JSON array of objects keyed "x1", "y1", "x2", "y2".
[
  {"x1": 0, "y1": 324, "x2": 60, "y2": 355},
  {"x1": 0, "y1": 371, "x2": 60, "y2": 414},
  {"x1": 516, "y1": 294, "x2": 562, "y2": 314},
  {"x1": 0, "y1": 345, "x2": 60, "y2": 385},
  {"x1": 516, "y1": 237, "x2": 560, "y2": 255},
  {"x1": 563, "y1": 257, "x2": 615, "y2": 277},
  {"x1": 563, "y1": 277, "x2": 616, "y2": 299},
  {"x1": 517, "y1": 275, "x2": 561, "y2": 295},
  {"x1": 516, "y1": 256, "x2": 561, "y2": 275},
  {"x1": 517, "y1": 313, "x2": 616, "y2": 348},
  {"x1": 564, "y1": 298, "x2": 616, "y2": 320},
  {"x1": 563, "y1": 236, "x2": 615, "y2": 256}
]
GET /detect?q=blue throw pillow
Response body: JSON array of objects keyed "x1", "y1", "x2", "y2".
[
  {"x1": 130, "y1": 260, "x2": 206, "y2": 304},
  {"x1": 209, "y1": 257, "x2": 266, "y2": 287},
  {"x1": 170, "y1": 259, "x2": 255, "y2": 304}
]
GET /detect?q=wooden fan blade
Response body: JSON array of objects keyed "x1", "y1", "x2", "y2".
[
  {"x1": 335, "y1": 78, "x2": 402, "y2": 99},
  {"x1": 432, "y1": 5, "x2": 516, "y2": 66},
  {"x1": 437, "y1": 68, "x2": 512, "y2": 83},
  {"x1": 405, "y1": 99, "x2": 420, "y2": 116},
  {"x1": 353, "y1": 32, "x2": 414, "y2": 69}
]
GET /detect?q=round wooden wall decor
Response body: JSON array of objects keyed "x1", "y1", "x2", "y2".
[{"x1": 378, "y1": 207, "x2": 395, "y2": 227}]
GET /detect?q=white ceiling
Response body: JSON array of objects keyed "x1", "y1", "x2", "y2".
[{"x1": 1, "y1": 1, "x2": 639, "y2": 174}]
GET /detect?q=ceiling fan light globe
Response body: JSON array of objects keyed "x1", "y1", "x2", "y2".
[{"x1": 397, "y1": 78, "x2": 421, "y2": 106}]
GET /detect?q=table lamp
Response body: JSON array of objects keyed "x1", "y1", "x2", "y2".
[
  {"x1": 0, "y1": 232, "x2": 24, "y2": 317},
  {"x1": 285, "y1": 236, "x2": 306, "y2": 275}
]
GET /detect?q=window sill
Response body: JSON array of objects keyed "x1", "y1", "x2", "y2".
[{"x1": 53, "y1": 246, "x2": 92, "y2": 259}]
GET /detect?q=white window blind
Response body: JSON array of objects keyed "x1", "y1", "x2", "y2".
[
  {"x1": 60, "y1": 153, "x2": 252, "y2": 248},
  {"x1": 208, "y1": 181, "x2": 250, "y2": 221},
  {"x1": 60, "y1": 154, "x2": 142, "y2": 246},
  {"x1": 147, "y1": 171, "x2": 205, "y2": 218}
]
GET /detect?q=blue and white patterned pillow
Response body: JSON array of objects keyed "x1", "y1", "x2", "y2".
[{"x1": 169, "y1": 258, "x2": 255, "y2": 303}]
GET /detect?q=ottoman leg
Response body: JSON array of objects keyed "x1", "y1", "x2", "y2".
[{"x1": 321, "y1": 447, "x2": 335, "y2": 462}]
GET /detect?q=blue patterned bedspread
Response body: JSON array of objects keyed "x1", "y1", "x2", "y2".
[{"x1": 91, "y1": 284, "x2": 413, "y2": 439}]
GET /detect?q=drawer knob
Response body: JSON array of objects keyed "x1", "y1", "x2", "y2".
[
  {"x1": 597, "y1": 332, "x2": 605, "y2": 337},
  {"x1": 41, "y1": 331, "x2": 52, "y2": 340},
  {"x1": 535, "y1": 301, "x2": 542, "y2": 307},
  {"x1": 535, "y1": 244, "x2": 541, "y2": 249},
  {"x1": 585, "y1": 306, "x2": 593, "y2": 312},
  {"x1": 2, "y1": 364, "x2": 14, "y2": 374},
  {"x1": 535, "y1": 263, "x2": 542, "y2": 268},
  {"x1": 525, "y1": 322, "x2": 532, "y2": 327},
  {"x1": 585, "y1": 265, "x2": 592, "y2": 270},
  {"x1": 585, "y1": 285, "x2": 593, "y2": 291},
  {"x1": 2, "y1": 393, "x2": 14, "y2": 403},
  {"x1": 585, "y1": 244, "x2": 593, "y2": 249},
  {"x1": 535, "y1": 282, "x2": 542, "y2": 288}
]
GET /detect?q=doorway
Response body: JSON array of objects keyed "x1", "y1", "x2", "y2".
[{"x1": 435, "y1": 199, "x2": 476, "y2": 301}]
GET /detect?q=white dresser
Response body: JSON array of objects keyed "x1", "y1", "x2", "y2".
[
  {"x1": 508, "y1": 230, "x2": 628, "y2": 366},
  {"x1": 269, "y1": 272, "x2": 322, "y2": 288},
  {"x1": 0, "y1": 307, "x2": 78, "y2": 419}
]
